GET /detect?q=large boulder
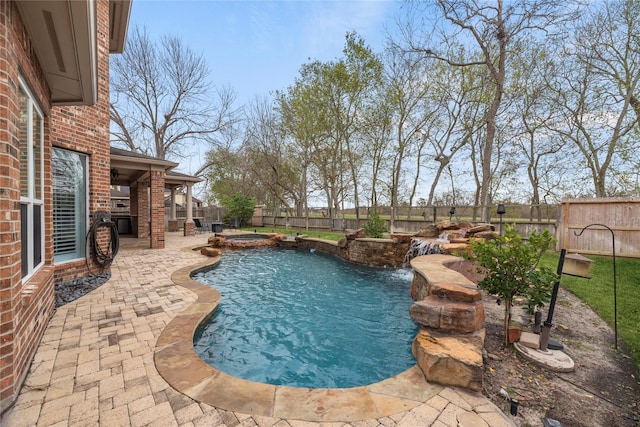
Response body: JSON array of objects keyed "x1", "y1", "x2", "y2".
[
  {"x1": 409, "y1": 297, "x2": 484, "y2": 334},
  {"x1": 200, "y1": 247, "x2": 221, "y2": 257},
  {"x1": 412, "y1": 329, "x2": 484, "y2": 392},
  {"x1": 345, "y1": 228, "x2": 366, "y2": 240},
  {"x1": 415, "y1": 224, "x2": 439, "y2": 238},
  {"x1": 208, "y1": 236, "x2": 226, "y2": 247}
]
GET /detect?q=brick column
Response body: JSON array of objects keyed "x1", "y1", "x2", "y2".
[
  {"x1": 168, "y1": 187, "x2": 178, "y2": 232},
  {"x1": 135, "y1": 181, "x2": 149, "y2": 238},
  {"x1": 149, "y1": 170, "x2": 165, "y2": 249},
  {"x1": 183, "y1": 183, "x2": 195, "y2": 236}
]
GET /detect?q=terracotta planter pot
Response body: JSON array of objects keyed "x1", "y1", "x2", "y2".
[{"x1": 508, "y1": 326, "x2": 521, "y2": 343}]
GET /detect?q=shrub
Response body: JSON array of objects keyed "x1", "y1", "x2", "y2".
[
  {"x1": 363, "y1": 212, "x2": 387, "y2": 238},
  {"x1": 468, "y1": 224, "x2": 558, "y2": 347},
  {"x1": 222, "y1": 193, "x2": 256, "y2": 227}
]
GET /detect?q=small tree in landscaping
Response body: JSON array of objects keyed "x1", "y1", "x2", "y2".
[
  {"x1": 222, "y1": 193, "x2": 256, "y2": 227},
  {"x1": 363, "y1": 212, "x2": 388, "y2": 238},
  {"x1": 468, "y1": 225, "x2": 558, "y2": 347}
]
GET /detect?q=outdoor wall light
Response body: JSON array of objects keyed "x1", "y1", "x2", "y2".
[
  {"x1": 497, "y1": 203, "x2": 506, "y2": 235},
  {"x1": 449, "y1": 206, "x2": 456, "y2": 220}
]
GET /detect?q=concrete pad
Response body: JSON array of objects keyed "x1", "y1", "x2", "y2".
[{"x1": 514, "y1": 342, "x2": 575, "y2": 372}]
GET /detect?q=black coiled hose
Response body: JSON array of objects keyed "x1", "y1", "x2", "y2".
[{"x1": 86, "y1": 215, "x2": 120, "y2": 275}]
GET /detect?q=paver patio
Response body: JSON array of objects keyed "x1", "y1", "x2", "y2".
[{"x1": 2, "y1": 232, "x2": 514, "y2": 427}]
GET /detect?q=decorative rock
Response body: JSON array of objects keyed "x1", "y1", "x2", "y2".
[
  {"x1": 345, "y1": 228, "x2": 366, "y2": 240},
  {"x1": 337, "y1": 237, "x2": 348, "y2": 248},
  {"x1": 409, "y1": 297, "x2": 484, "y2": 334},
  {"x1": 456, "y1": 328, "x2": 486, "y2": 348},
  {"x1": 208, "y1": 236, "x2": 226, "y2": 247},
  {"x1": 409, "y1": 300, "x2": 442, "y2": 329},
  {"x1": 410, "y1": 273, "x2": 431, "y2": 301},
  {"x1": 467, "y1": 223, "x2": 495, "y2": 234},
  {"x1": 471, "y1": 231, "x2": 498, "y2": 240},
  {"x1": 435, "y1": 220, "x2": 459, "y2": 230},
  {"x1": 446, "y1": 230, "x2": 465, "y2": 240},
  {"x1": 415, "y1": 224, "x2": 439, "y2": 237},
  {"x1": 200, "y1": 247, "x2": 221, "y2": 257},
  {"x1": 412, "y1": 329, "x2": 483, "y2": 391},
  {"x1": 440, "y1": 243, "x2": 471, "y2": 255},
  {"x1": 429, "y1": 282, "x2": 482, "y2": 302},
  {"x1": 391, "y1": 233, "x2": 413, "y2": 243},
  {"x1": 450, "y1": 237, "x2": 469, "y2": 244}
]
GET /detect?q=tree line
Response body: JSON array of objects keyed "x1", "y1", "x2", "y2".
[{"x1": 110, "y1": 0, "x2": 640, "y2": 224}]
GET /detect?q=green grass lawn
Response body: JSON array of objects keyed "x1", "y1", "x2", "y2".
[
  {"x1": 241, "y1": 226, "x2": 344, "y2": 241},
  {"x1": 541, "y1": 252, "x2": 640, "y2": 371}
]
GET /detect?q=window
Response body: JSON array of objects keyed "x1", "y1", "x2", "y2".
[
  {"x1": 19, "y1": 78, "x2": 44, "y2": 279},
  {"x1": 53, "y1": 148, "x2": 88, "y2": 262}
]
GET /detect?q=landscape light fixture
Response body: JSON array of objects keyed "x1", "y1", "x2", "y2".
[
  {"x1": 574, "y1": 223, "x2": 617, "y2": 349},
  {"x1": 497, "y1": 203, "x2": 506, "y2": 235},
  {"x1": 449, "y1": 206, "x2": 456, "y2": 221},
  {"x1": 540, "y1": 246, "x2": 595, "y2": 351}
]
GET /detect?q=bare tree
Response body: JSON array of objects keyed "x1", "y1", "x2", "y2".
[
  {"x1": 110, "y1": 26, "x2": 236, "y2": 161},
  {"x1": 380, "y1": 45, "x2": 435, "y2": 227},
  {"x1": 508, "y1": 41, "x2": 567, "y2": 219},
  {"x1": 243, "y1": 96, "x2": 304, "y2": 214},
  {"x1": 547, "y1": 0, "x2": 640, "y2": 197},
  {"x1": 401, "y1": 0, "x2": 573, "y2": 221}
]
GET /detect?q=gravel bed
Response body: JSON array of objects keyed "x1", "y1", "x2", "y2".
[{"x1": 54, "y1": 272, "x2": 110, "y2": 308}]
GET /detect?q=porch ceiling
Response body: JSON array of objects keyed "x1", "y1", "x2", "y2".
[
  {"x1": 110, "y1": 147, "x2": 201, "y2": 188},
  {"x1": 110, "y1": 147, "x2": 178, "y2": 187}
]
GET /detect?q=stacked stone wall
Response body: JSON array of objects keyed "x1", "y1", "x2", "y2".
[
  {"x1": 293, "y1": 237, "x2": 347, "y2": 259},
  {"x1": 409, "y1": 255, "x2": 486, "y2": 392},
  {"x1": 347, "y1": 239, "x2": 410, "y2": 268}
]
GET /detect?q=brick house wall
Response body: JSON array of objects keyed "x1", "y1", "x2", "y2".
[
  {"x1": 0, "y1": 0, "x2": 116, "y2": 415},
  {"x1": 49, "y1": 0, "x2": 112, "y2": 283}
]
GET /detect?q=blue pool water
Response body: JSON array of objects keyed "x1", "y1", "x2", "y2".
[{"x1": 192, "y1": 248, "x2": 418, "y2": 388}]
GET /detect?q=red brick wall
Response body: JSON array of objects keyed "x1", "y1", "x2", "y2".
[
  {"x1": 0, "y1": 0, "x2": 114, "y2": 415},
  {"x1": 50, "y1": 0, "x2": 112, "y2": 281},
  {"x1": 0, "y1": 1, "x2": 53, "y2": 415}
]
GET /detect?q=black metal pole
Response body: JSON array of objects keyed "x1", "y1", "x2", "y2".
[
  {"x1": 546, "y1": 249, "x2": 566, "y2": 325},
  {"x1": 574, "y1": 224, "x2": 617, "y2": 349},
  {"x1": 540, "y1": 249, "x2": 566, "y2": 350}
]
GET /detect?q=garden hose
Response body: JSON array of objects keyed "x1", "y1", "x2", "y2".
[{"x1": 86, "y1": 211, "x2": 120, "y2": 275}]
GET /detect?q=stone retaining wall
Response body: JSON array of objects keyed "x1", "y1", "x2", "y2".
[{"x1": 409, "y1": 255, "x2": 485, "y2": 391}]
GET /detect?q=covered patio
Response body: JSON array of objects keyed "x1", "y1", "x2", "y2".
[{"x1": 109, "y1": 147, "x2": 202, "y2": 248}]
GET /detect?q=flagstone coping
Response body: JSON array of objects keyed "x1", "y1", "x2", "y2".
[{"x1": 156, "y1": 251, "x2": 449, "y2": 422}]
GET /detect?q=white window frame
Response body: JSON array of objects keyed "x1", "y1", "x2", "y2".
[
  {"x1": 19, "y1": 76, "x2": 45, "y2": 280},
  {"x1": 52, "y1": 148, "x2": 89, "y2": 263}
]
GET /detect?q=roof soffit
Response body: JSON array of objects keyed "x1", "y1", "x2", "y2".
[{"x1": 17, "y1": 0, "x2": 132, "y2": 106}]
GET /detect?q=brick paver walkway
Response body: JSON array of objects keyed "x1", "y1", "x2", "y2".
[{"x1": 2, "y1": 233, "x2": 514, "y2": 427}]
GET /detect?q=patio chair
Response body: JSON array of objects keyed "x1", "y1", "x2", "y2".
[{"x1": 193, "y1": 218, "x2": 207, "y2": 233}]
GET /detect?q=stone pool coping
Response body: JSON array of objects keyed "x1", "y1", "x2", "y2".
[{"x1": 154, "y1": 248, "x2": 447, "y2": 422}]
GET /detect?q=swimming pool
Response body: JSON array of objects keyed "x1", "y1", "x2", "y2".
[{"x1": 192, "y1": 248, "x2": 418, "y2": 389}]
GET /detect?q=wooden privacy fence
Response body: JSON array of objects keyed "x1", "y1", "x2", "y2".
[
  {"x1": 558, "y1": 197, "x2": 640, "y2": 258},
  {"x1": 261, "y1": 215, "x2": 556, "y2": 240}
]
